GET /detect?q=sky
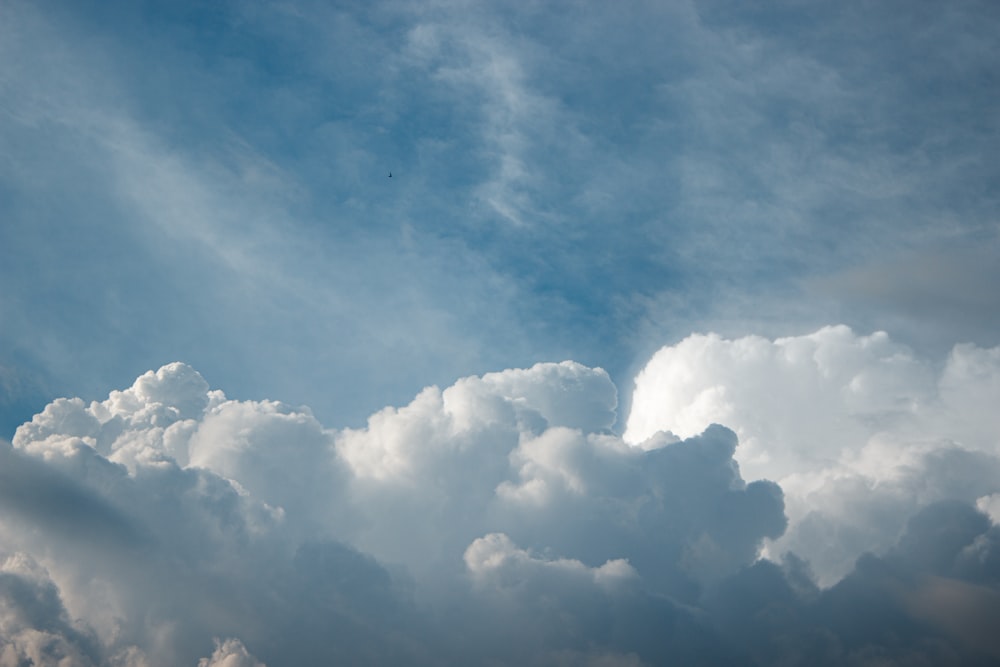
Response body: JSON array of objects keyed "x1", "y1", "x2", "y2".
[{"x1": 1, "y1": 0, "x2": 999, "y2": 664}]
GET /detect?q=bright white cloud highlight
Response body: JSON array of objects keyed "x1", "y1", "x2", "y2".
[{"x1": 626, "y1": 325, "x2": 1000, "y2": 582}]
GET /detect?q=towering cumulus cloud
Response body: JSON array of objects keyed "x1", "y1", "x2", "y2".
[{"x1": 3, "y1": 332, "x2": 1000, "y2": 665}]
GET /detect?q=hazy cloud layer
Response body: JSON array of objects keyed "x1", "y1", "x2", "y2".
[{"x1": 2, "y1": 331, "x2": 999, "y2": 664}]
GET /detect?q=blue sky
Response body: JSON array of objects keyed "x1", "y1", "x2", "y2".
[
  {"x1": 2, "y1": 1, "x2": 1000, "y2": 664},
  {"x1": 4, "y1": 0, "x2": 998, "y2": 436}
]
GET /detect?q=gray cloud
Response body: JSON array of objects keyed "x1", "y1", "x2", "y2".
[
  {"x1": 813, "y1": 238, "x2": 1000, "y2": 352},
  {"x1": 706, "y1": 501, "x2": 1000, "y2": 666}
]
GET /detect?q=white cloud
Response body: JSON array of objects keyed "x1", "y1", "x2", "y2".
[
  {"x1": 626, "y1": 325, "x2": 1000, "y2": 582},
  {"x1": 335, "y1": 365, "x2": 782, "y2": 589},
  {"x1": 625, "y1": 326, "x2": 932, "y2": 469}
]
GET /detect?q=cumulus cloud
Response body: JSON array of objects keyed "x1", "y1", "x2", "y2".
[
  {"x1": 3, "y1": 333, "x2": 1000, "y2": 664},
  {"x1": 626, "y1": 325, "x2": 1000, "y2": 582},
  {"x1": 336, "y1": 366, "x2": 782, "y2": 593},
  {"x1": 2, "y1": 358, "x2": 785, "y2": 664}
]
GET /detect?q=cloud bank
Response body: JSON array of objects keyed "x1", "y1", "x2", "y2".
[{"x1": 2, "y1": 326, "x2": 1000, "y2": 664}]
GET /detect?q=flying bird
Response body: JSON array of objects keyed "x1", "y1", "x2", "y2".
[{"x1": 388, "y1": 172, "x2": 392, "y2": 178}]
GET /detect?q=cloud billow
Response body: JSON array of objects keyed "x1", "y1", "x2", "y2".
[
  {"x1": 2, "y1": 328, "x2": 1000, "y2": 664},
  {"x1": 627, "y1": 325, "x2": 1000, "y2": 584}
]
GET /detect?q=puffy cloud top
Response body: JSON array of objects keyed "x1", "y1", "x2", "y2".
[
  {"x1": 626, "y1": 326, "x2": 935, "y2": 475},
  {"x1": 626, "y1": 326, "x2": 1000, "y2": 582}
]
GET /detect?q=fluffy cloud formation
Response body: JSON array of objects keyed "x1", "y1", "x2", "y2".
[
  {"x1": 3, "y1": 334, "x2": 1000, "y2": 664},
  {"x1": 626, "y1": 325, "x2": 1000, "y2": 582},
  {"x1": 3, "y1": 360, "x2": 779, "y2": 664}
]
